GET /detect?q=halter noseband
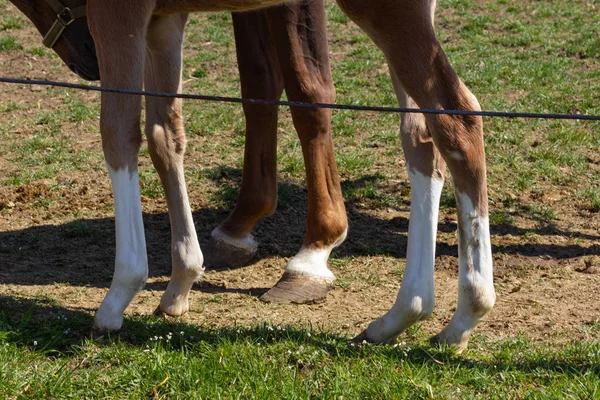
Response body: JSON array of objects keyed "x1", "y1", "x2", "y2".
[{"x1": 42, "y1": 0, "x2": 87, "y2": 48}]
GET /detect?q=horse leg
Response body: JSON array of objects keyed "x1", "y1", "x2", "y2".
[
  {"x1": 354, "y1": 0, "x2": 444, "y2": 343},
  {"x1": 203, "y1": 9, "x2": 283, "y2": 269},
  {"x1": 144, "y1": 13, "x2": 204, "y2": 316},
  {"x1": 260, "y1": 0, "x2": 348, "y2": 304},
  {"x1": 354, "y1": 65, "x2": 447, "y2": 343},
  {"x1": 88, "y1": 2, "x2": 154, "y2": 331},
  {"x1": 340, "y1": 0, "x2": 495, "y2": 351}
]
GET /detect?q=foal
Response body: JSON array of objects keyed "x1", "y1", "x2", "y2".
[{"x1": 10, "y1": 0, "x2": 494, "y2": 351}]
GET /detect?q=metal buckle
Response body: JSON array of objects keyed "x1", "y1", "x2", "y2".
[{"x1": 56, "y1": 7, "x2": 76, "y2": 27}]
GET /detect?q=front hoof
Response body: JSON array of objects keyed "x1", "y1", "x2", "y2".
[
  {"x1": 203, "y1": 230, "x2": 258, "y2": 269},
  {"x1": 260, "y1": 272, "x2": 334, "y2": 304}
]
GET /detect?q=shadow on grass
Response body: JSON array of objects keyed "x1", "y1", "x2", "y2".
[
  {"x1": 0, "y1": 169, "x2": 599, "y2": 288},
  {"x1": 1, "y1": 295, "x2": 599, "y2": 377}
]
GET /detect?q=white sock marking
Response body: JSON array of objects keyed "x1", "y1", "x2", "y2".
[
  {"x1": 434, "y1": 191, "x2": 495, "y2": 347},
  {"x1": 454, "y1": 191, "x2": 495, "y2": 324},
  {"x1": 367, "y1": 167, "x2": 443, "y2": 341},
  {"x1": 94, "y1": 166, "x2": 148, "y2": 331},
  {"x1": 285, "y1": 228, "x2": 347, "y2": 281},
  {"x1": 211, "y1": 226, "x2": 258, "y2": 252}
]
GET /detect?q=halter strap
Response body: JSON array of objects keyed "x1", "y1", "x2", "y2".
[{"x1": 42, "y1": 0, "x2": 87, "y2": 48}]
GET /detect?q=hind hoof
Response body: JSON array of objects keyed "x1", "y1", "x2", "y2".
[
  {"x1": 203, "y1": 229, "x2": 258, "y2": 269},
  {"x1": 260, "y1": 272, "x2": 334, "y2": 304}
]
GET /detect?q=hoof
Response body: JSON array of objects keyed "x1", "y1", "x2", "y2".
[
  {"x1": 203, "y1": 230, "x2": 257, "y2": 269},
  {"x1": 429, "y1": 332, "x2": 469, "y2": 354},
  {"x1": 157, "y1": 298, "x2": 190, "y2": 317},
  {"x1": 93, "y1": 307, "x2": 123, "y2": 333},
  {"x1": 260, "y1": 272, "x2": 334, "y2": 304},
  {"x1": 351, "y1": 329, "x2": 375, "y2": 344},
  {"x1": 351, "y1": 325, "x2": 397, "y2": 345}
]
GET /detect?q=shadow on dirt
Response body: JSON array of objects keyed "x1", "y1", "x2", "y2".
[{"x1": 1, "y1": 171, "x2": 598, "y2": 288}]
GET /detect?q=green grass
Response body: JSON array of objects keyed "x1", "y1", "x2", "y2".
[
  {"x1": 0, "y1": 15, "x2": 24, "y2": 30},
  {"x1": 1, "y1": 301, "x2": 599, "y2": 399},
  {"x1": 0, "y1": 35, "x2": 21, "y2": 51}
]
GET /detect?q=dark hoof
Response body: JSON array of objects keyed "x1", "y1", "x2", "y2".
[
  {"x1": 351, "y1": 330, "x2": 372, "y2": 344},
  {"x1": 90, "y1": 325, "x2": 111, "y2": 340},
  {"x1": 260, "y1": 273, "x2": 334, "y2": 304},
  {"x1": 429, "y1": 334, "x2": 441, "y2": 346},
  {"x1": 203, "y1": 234, "x2": 257, "y2": 269},
  {"x1": 153, "y1": 306, "x2": 164, "y2": 316}
]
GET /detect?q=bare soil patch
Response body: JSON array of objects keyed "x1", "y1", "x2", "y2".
[{"x1": 1, "y1": 3, "x2": 599, "y2": 347}]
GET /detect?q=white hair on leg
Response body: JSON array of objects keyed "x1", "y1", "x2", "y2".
[
  {"x1": 94, "y1": 166, "x2": 148, "y2": 331},
  {"x1": 434, "y1": 190, "x2": 495, "y2": 351},
  {"x1": 363, "y1": 166, "x2": 443, "y2": 342}
]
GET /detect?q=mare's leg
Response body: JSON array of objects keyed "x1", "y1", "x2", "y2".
[
  {"x1": 339, "y1": 0, "x2": 495, "y2": 351},
  {"x1": 88, "y1": 2, "x2": 154, "y2": 331},
  {"x1": 260, "y1": 0, "x2": 348, "y2": 304},
  {"x1": 144, "y1": 13, "x2": 204, "y2": 316},
  {"x1": 204, "y1": 10, "x2": 283, "y2": 269}
]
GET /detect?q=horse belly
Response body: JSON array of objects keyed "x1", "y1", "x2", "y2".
[{"x1": 154, "y1": 0, "x2": 290, "y2": 13}]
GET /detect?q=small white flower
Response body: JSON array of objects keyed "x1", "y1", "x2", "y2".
[
  {"x1": 362, "y1": 340, "x2": 367, "y2": 344},
  {"x1": 307, "y1": 332, "x2": 312, "y2": 338},
  {"x1": 457, "y1": 388, "x2": 461, "y2": 393},
  {"x1": 180, "y1": 331, "x2": 184, "y2": 335},
  {"x1": 33, "y1": 341, "x2": 38, "y2": 346},
  {"x1": 277, "y1": 326, "x2": 282, "y2": 331}
]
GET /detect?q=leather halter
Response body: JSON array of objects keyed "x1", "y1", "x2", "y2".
[{"x1": 42, "y1": 0, "x2": 87, "y2": 48}]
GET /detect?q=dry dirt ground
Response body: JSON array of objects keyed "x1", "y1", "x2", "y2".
[{"x1": 1, "y1": 4, "x2": 599, "y2": 347}]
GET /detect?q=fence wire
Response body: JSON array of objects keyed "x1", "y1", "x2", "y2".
[{"x1": 1, "y1": 76, "x2": 600, "y2": 122}]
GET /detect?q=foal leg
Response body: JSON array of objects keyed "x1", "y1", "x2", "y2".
[
  {"x1": 203, "y1": 10, "x2": 283, "y2": 269},
  {"x1": 145, "y1": 13, "x2": 204, "y2": 316},
  {"x1": 340, "y1": 0, "x2": 495, "y2": 350},
  {"x1": 260, "y1": 0, "x2": 348, "y2": 304},
  {"x1": 354, "y1": 68, "x2": 446, "y2": 343},
  {"x1": 88, "y1": 3, "x2": 154, "y2": 331}
]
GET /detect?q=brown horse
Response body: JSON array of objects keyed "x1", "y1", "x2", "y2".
[{"x1": 10, "y1": 0, "x2": 494, "y2": 352}]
